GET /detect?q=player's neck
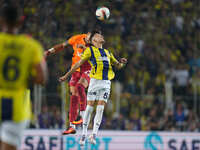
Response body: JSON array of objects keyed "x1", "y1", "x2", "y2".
[{"x1": 93, "y1": 42, "x2": 102, "y2": 48}]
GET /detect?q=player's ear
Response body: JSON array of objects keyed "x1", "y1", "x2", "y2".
[{"x1": 91, "y1": 34, "x2": 97, "y2": 43}]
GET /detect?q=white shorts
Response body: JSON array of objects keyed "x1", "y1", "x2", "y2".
[
  {"x1": 0, "y1": 121, "x2": 29, "y2": 147},
  {"x1": 87, "y1": 78, "x2": 111, "y2": 102}
]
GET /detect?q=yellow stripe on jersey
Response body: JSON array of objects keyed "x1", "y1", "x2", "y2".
[
  {"x1": 0, "y1": 33, "x2": 43, "y2": 122},
  {"x1": 82, "y1": 46, "x2": 118, "y2": 80}
]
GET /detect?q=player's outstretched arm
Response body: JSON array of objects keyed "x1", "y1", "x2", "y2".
[
  {"x1": 59, "y1": 59, "x2": 86, "y2": 82},
  {"x1": 44, "y1": 41, "x2": 68, "y2": 57},
  {"x1": 110, "y1": 52, "x2": 127, "y2": 69},
  {"x1": 112, "y1": 55, "x2": 127, "y2": 69}
]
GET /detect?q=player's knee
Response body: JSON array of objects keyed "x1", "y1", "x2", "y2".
[
  {"x1": 70, "y1": 89, "x2": 78, "y2": 96},
  {"x1": 98, "y1": 101, "x2": 106, "y2": 106},
  {"x1": 87, "y1": 101, "x2": 95, "y2": 106},
  {"x1": 70, "y1": 85, "x2": 78, "y2": 94},
  {"x1": 70, "y1": 91, "x2": 77, "y2": 96}
]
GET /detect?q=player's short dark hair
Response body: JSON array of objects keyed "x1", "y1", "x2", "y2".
[
  {"x1": 89, "y1": 29, "x2": 102, "y2": 42},
  {"x1": 1, "y1": 3, "x2": 20, "y2": 26}
]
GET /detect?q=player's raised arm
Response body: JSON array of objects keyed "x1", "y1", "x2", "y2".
[
  {"x1": 110, "y1": 52, "x2": 127, "y2": 69},
  {"x1": 44, "y1": 41, "x2": 68, "y2": 57},
  {"x1": 59, "y1": 59, "x2": 86, "y2": 82},
  {"x1": 44, "y1": 34, "x2": 90, "y2": 58},
  {"x1": 115, "y1": 58, "x2": 127, "y2": 69}
]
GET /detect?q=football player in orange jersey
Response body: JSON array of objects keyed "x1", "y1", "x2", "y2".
[{"x1": 45, "y1": 33, "x2": 92, "y2": 134}]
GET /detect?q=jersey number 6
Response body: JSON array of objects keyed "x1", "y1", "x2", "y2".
[{"x1": 3, "y1": 56, "x2": 20, "y2": 81}]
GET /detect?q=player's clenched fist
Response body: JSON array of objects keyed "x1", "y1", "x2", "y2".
[{"x1": 120, "y1": 58, "x2": 127, "y2": 64}]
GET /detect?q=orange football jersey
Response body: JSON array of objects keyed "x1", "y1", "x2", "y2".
[{"x1": 68, "y1": 34, "x2": 87, "y2": 71}]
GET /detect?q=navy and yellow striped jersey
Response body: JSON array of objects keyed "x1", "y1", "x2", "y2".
[
  {"x1": 0, "y1": 33, "x2": 43, "y2": 122},
  {"x1": 82, "y1": 46, "x2": 118, "y2": 80}
]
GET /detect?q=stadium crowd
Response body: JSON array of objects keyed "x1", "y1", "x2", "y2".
[{"x1": 9, "y1": 0, "x2": 200, "y2": 131}]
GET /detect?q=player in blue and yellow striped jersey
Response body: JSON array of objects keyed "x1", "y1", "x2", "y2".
[
  {"x1": 59, "y1": 29, "x2": 127, "y2": 145},
  {"x1": 0, "y1": 4, "x2": 47, "y2": 150}
]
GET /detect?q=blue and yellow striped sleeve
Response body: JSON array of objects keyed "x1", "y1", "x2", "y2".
[
  {"x1": 110, "y1": 52, "x2": 118, "y2": 65},
  {"x1": 82, "y1": 47, "x2": 91, "y2": 60}
]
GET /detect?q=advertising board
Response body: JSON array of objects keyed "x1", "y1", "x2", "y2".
[{"x1": 21, "y1": 130, "x2": 200, "y2": 150}]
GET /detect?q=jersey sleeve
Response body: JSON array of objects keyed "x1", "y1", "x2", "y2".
[
  {"x1": 81, "y1": 47, "x2": 91, "y2": 61},
  {"x1": 68, "y1": 35, "x2": 77, "y2": 45},
  {"x1": 110, "y1": 52, "x2": 118, "y2": 65},
  {"x1": 68, "y1": 34, "x2": 86, "y2": 45}
]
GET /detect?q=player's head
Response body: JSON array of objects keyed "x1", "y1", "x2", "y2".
[
  {"x1": 0, "y1": 3, "x2": 21, "y2": 30},
  {"x1": 89, "y1": 29, "x2": 104, "y2": 45}
]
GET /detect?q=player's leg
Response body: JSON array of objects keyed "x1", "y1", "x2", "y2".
[
  {"x1": 89, "y1": 100, "x2": 106, "y2": 145},
  {"x1": 0, "y1": 121, "x2": 29, "y2": 150},
  {"x1": 62, "y1": 72, "x2": 80, "y2": 135},
  {"x1": 75, "y1": 72, "x2": 90, "y2": 122},
  {"x1": 79, "y1": 101, "x2": 95, "y2": 146},
  {"x1": 79, "y1": 78, "x2": 96, "y2": 146},
  {"x1": 89, "y1": 81, "x2": 111, "y2": 145},
  {"x1": 69, "y1": 86, "x2": 79, "y2": 125}
]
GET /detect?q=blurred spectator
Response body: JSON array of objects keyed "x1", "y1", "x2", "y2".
[
  {"x1": 51, "y1": 107, "x2": 64, "y2": 129},
  {"x1": 38, "y1": 105, "x2": 53, "y2": 128},
  {"x1": 191, "y1": 69, "x2": 200, "y2": 94},
  {"x1": 129, "y1": 113, "x2": 141, "y2": 131},
  {"x1": 111, "y1": 113, "x2": 126, "y2": 130},
  {"x1": 186, "y1": 110, "x2": 199, "y2": 132},
  {"x1": 147, "y1": 107, "x2": 160, "y2": 130},
  {"x1": 171, "y1": 63, "x2": 189, "y2": 95},
  {"x1": 162, "y1": 109, "x2": 175, "y2": 131},
  {"x1": 174, "y1": 103, "x2": 187, "y2": 131}
]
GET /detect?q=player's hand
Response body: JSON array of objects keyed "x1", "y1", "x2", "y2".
[
  {"x1": 120, "y1": 58, "x2": 127, "y2": 64},
  {"x1": 59, "y1": 74, "x2": 69, "y2": 82}
]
